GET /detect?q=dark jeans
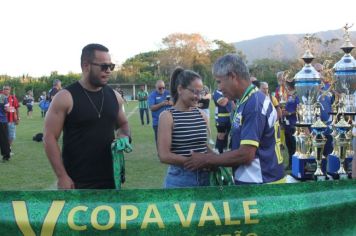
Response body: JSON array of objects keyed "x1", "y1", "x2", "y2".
[
  {"x1": 285, "y1": 127, "x2": 296, "y2": 167},
  {"x1": 139, "y1": 108, "x2": 150, "y2": 125},
  {"x1": 323, "y1": 133, "x2": 333, "y2": 157},
  {"x1": 215, "y1": 122, "x2": 231, "y2": 153},
  {"x1": 0, "y1": 123, "x2": 10, "y2": 159},
  {"x1": 153, "y1": 125, "x2": 158, "y2": 144}
]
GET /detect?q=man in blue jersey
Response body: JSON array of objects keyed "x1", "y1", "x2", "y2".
[
  {"x1": 148, "y1": 80, "x2": 173, "y2": 143},
  {"x1": 213, "y1": 88, "x2": 232, "y2": 153},
  {"x1": 185, "y1": 54, "x2": 285, "y2": 184},
  {"x1": 315, "y1": 63, "x2": 334, "y2": 157},
  {"x1": 282, "y1": 81, "x2": 299, "y2": 169}
]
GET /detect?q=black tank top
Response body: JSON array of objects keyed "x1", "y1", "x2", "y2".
[{"x1": 63, "y1": 82, "x2": 118, "y2": 187}]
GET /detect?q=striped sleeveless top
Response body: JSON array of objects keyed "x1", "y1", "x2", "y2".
[{"x1": 169, "y1": 107, "x2": 208, "y2": 157}]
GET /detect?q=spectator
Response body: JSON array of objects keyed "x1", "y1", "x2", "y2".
[
  {"x1": 2, "y1": 85, "x2": 20, "y2": 150},
  {"x1": 39, "y1": 95, "x2": 50, "y2": 118},
  {"x1": 315, "y1": 62, "x2": 334, "y2": 157},
  {"x1": 0, "y1": 92, "x2": 10, "y2": 161},
  {"x1": 260, "y1": 81, "x2": 282, "y2": 119},
  {"x1": 213, "y1": 88, "x2": 232, "y2": 153},
  {"x1": 39, "y1": 91, "x2": 46, "y2": 103},
  {"x1": 49, "y1": 79, "x2": 62, "y2": 102},
  {"x1": 158, "y1": 67, "x2": 211, "y2": 188},
  {"x1": 137, "y1": 85, "x2": 150, "y2": 125},
  {"x1": 198, "y1": 85, "x2": 214, "y2": 145},
  {"x1": 148, "y1": 80, "x2": 173, "y2": 143},
  {"x1": 25, "y1": 91, "x2": 34, "y2": 118},
  {"x1": 282, "y1": 80, "x2": 299, "y2": 169},
  {"x1": 184, "y1": 54, "x2": 285, "y2": 184},
  {"x1": 43, "y1": 43, "x2": 130, "y2": 189}
]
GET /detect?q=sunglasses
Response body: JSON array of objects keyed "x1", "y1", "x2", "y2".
[
  {"x1": 90, "y1": 62, "x2": 115, "y2": 71},
  {"x1": 158, "y1": 87, "x2": 165, "y2": 90}
]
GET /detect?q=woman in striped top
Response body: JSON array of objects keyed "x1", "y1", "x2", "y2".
[{"x1": 157, "y1": 67, "x2": 212, "y2": 188}]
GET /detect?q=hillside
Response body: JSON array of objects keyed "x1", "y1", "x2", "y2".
[{"x1": 233, "y1": 29, "x2": 356, "y2": 63}]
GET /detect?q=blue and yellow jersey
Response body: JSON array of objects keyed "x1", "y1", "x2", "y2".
[
  {"x1": 213, "y1": 90, "x2": 232, "y2": 125},
  {"x1": 231, "y1": 89, "x2": 285, "y2": 184}
]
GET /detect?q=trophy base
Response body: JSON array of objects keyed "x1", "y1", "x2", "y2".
[
  {"x1": 326, "y1": 155, "x2": 353, "y2": 179},
  {"x1": 339, "y1": 174, "x2": 349, "y2": 180},
  {"x1": 291, "y1": 155, "x2": 327, "y2": 180},
  {"x1": 314, "y1": 175, "x2": 327, "y2": 181}
]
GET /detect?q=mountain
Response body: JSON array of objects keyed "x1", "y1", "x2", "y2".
[{"x1": 233, "y1": 29, "x2": 356, "y2": 63}]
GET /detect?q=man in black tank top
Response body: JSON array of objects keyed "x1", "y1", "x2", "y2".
[{"x1": 43, "y1": 44, "x2": 130, "y2": 189}]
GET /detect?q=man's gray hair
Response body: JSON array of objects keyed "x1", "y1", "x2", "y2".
[
  {"x1": 212, "y1": 54, "x2": 250, "y2": 80},
  {"x1": 260, "y1": 81, "x2": 268, "y2": 88},
  {"x1": 53, "y1": 79, "x2": 61, "y2": 86},
  {"x1": 276, "y1": 71, "x2": 284, "y2": 79}
]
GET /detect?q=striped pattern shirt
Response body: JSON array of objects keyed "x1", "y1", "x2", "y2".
[
  {"x1": 170, "y1": 107, "x2": 207, "y2": 157},
  {"x1": 137, "y1": 91, "x2": 149, "y2": 109}
]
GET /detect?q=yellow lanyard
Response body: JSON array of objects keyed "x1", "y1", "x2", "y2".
[{"x1": 232, "y1": 84, "x2": 258, "y2": 123}]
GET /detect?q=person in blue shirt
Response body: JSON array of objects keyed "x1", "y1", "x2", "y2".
[
  {"x1": 184, "y1": 54, "x2": 285, "y2": 184},
  {"x1": 39, "y1": 95, "x2": 51, "y2": 118},
  {"x1": 148, "y1": 80, "x2": 173, "y2": 143},
  {"x1": 282, "y1": 80, "x2": 299, "y2": 169},
  {"x1": 213, "y1": 88, "x2": 232, "y2": 153},
  {"x1": 315, "y1": 63, "x2": 334, "y2": 157}
]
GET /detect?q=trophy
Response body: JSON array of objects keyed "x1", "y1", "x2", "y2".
[
  {"x1": 311, "y1": 117, "x2": 327, "y2": 180},
  {"x1": 333, "y1": 117, "x2": 352, "y2": 179},
  {"x1": 291, "y1": 34, "x2": 327, "y2": 180},
  {"x1": 329, "y1": 23, "x2": 356, "y2": 178}
]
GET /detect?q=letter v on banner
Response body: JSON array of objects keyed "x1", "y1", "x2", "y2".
[{"x1": 12, "y1": 200, "x2": 65, "y2": 236}]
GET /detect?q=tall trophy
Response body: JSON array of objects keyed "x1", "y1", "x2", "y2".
[
  {"x1": 291, "y1": 34, "x2": 327, "y2": 180},
  {"x1": 333, "y1": 117, "x2": 352, "y2": 179},
  {"x1": 329, "y1": 23, "x2": 356, "y2": 179},
  {"x1": 310, "y1": 117, "x2": 327, "y2": 180}
]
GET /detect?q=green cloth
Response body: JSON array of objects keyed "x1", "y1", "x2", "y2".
[
  {"x1": 210, "y1": 167, "x2": 234, "y2": 186},
  {"x1": 111, "y1": 137, "x2": 132, "y2": 189},
  {"x1": 137, "y1": 90, "x2": 149, "y2": 109}
]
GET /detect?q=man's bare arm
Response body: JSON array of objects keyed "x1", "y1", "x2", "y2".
[
  {"x1": 43, "y1": 90, "x2": 74, "y2": 189},
  {"x1": 115, "y1": 91, "x2": 130, "y2": 138}
]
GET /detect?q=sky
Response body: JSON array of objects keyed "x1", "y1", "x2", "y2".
[{"x1": 0, "y1": 0, "x2": 355, "y2": 77}]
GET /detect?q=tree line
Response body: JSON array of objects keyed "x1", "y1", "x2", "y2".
[{"x1": 1, "y1": 33, "x2": 353, "y2": 100}]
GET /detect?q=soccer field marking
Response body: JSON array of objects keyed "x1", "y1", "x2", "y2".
[
  {"x1": 46, "y1": 105, "x2": 139, "y2": 190},
  {"x1": 125, "y1": 106, "x2": 138, "y2": 119}
]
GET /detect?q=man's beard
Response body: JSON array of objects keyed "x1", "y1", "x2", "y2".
[{"x1": 88, "y1": 70, "x2": 105, "y2": 88}]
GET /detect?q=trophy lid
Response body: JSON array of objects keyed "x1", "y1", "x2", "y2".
[
  {"x1": 311, "y1": 118, "x2": 327, "y2": 129},
  {"x1": 294, "y1": 34, "x2": 320, "y2": 81},
  {"x1": 334, "y1": 116, "x2": 351, "y2": 128},
  {"x1": 333, "y1": 24, "x2": 356, "y2": 94}
]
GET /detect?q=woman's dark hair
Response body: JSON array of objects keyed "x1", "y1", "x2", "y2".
[{"x1": 170, "y1": 67, "x2": 201, "y2": 104}]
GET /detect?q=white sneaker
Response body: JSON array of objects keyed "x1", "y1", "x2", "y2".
[{"x1": 212, "y1": 148, "x2": 219, "y2": 154}]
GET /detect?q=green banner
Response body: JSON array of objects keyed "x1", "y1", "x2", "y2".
[{"x1": 1, "y1": 180, "x2": 356, "y2": 236}]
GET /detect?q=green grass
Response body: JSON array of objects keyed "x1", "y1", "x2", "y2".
[{"x1": 0, "y1": 101, "x2": 288, "y2": 190}]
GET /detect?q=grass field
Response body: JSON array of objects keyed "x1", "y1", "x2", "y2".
[{"x1": 0, "y1": 101, "x2": 288, "y2": 190}]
